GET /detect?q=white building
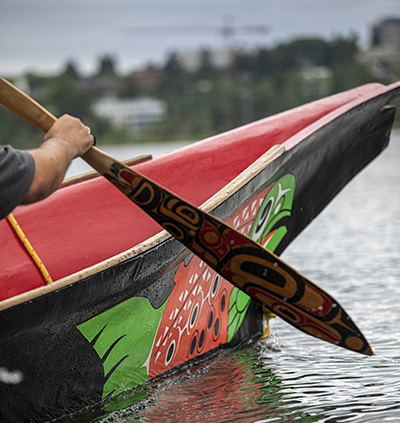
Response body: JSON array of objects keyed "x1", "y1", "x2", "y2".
[
  {"x1": 301, "y1": 66, "x2": 333, "y2": 101},
  {"x1": 93, "y1": 97, "x2": 167, "y2": 132},
  {"x1": 177, "y1": 49, "x2": 234, "y2": 72}
]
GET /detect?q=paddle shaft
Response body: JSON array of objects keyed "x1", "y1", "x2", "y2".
[{"x1": 0, "y1": 76, "x2": 372, "y2": 355}]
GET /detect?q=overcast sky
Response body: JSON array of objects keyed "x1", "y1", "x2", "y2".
[{"x1": 1, "y1": 0, "x2": 399, "y2": 77}]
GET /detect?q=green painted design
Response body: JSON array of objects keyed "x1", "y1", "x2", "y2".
[
  {"x1": 77, "y1": 297, "x2": 166, "y2": 398},
  {"x1": 227, "y1": 174, "x2": 295, "y2": 343},
  {"x1": 250, "y1": 174, "x2": 295, "y2": 245},
  {"x1": 227, "y1": 288, "x2": 252, "y2": 341},
  {"x1": 263, "y1": 226, "x2": 288, "y2": 253}
]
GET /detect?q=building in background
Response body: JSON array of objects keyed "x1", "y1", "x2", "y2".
[
  {"x1": 358, "y1": 17, "x2": 400, "y2": 80},
  {"x1": 372, "y1": 18, "x2": 400, "y2": 52},
  {"x1": 176, "y1": 48, "x2": 234, "y2": 72},
  {"x1": 128, "y1": 65, "x2": 164, "y2": 89},
  {"x1": 301, "y1": 66, "x2": 333, "y2": 102},
  {"x1": 93, "y1": 97, "x2": 167, "y2": 133}
]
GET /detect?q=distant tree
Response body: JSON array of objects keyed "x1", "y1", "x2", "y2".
[
  {"x1": 235, "y1": 51, "x2": 256, "y2": 76},
  {"x1": 197, "y1": 49, "x2": 218, "y2": 78},
  {"x1": 0, "y1": 106, "x2": 43, "y2": 149},
  {"x1": 332, "y1": 61, "x2": 375, "y2": 92},
  {"x1": 254, "y1": 49, "x2": 276, "y2": 78},
  {"x1": 252, "y1": 77, "x2": 275, "y2": 118},
  {"x1": 119, "y1": 76, "x2": 138, "y2": 98},
  {"x1": 97, "y1": 54, "x2": 117, "y2": 77},
  {"x1": 276, "y1": 38, "x2": 331, "y2": 69},
  {"x1": 25, "y1": 72, "x2": 53, "y2": 92},
  {"x1": 44, "y1": 74, "x2": 98, "y2": 120},
  {"x1": 164, "y1": 52, "x2": 184, "y2": 76},
  {"x1": 328, "y1": 35, "x2": 359, "y2": 65},
  {"x1": 63, "y1": 60, "x2": 80, "y2": 80}
]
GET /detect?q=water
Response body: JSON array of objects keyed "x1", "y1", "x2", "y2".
[
  {"x1": 65, "y1": 140, "x2": 193, "y2": 179},
  {"x1": 62, "y1": 131, "x2": 400, "y2": 423}
]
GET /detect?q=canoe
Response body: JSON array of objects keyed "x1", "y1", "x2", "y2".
[{"x1": 1, "y1": 81, "x2": 399, "y2": 421}]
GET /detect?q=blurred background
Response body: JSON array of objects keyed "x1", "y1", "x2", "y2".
[{"x1": 1, "y1": 0, "x2": 399, "y2": 149}]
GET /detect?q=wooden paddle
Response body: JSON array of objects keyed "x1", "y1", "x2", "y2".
[{"x1": 0, "y1": 75, "x2": 372, "y2": 355}]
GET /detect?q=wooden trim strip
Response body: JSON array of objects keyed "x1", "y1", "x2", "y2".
[{"x1": 61, "y1": 154, "x2": 152, "y2": 187}]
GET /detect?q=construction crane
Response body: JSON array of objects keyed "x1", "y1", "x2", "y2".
[{"x1": 125, "y1": 18, "x2": 269, "y2": 47}]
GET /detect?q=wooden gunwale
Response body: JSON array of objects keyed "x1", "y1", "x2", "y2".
[{"x1": 60, "y1": 154, "x2": 152, "y2": 187}]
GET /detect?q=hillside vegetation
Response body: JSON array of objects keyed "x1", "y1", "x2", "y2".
[{"x1": 2, "y1": 35, "x2": 399, "y2": 149}]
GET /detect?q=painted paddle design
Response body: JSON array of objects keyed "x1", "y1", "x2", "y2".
[{"x1": 0, "y1": 76, "x2": 372, "y2": 355}]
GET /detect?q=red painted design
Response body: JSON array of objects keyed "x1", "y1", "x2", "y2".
[
  {"x1": 148, "y1": 255, "x2": 230, "y2": 378},
  {"x1": 148, "y1": 185, "x2": 273, "y2": 379},
  {"x1": 260, "y1": 229, "x2": 277, "y2": 248},
  {"x1": 120, "y1": 169, "x2": 137, "y2": 185}
]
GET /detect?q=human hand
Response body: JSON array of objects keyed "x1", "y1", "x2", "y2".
[{"x1": 44, "y1": 114, "x2": 95, "y2": 158}]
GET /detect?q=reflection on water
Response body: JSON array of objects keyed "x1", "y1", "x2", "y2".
[
  {"x1": 60, "y1": 132, "x2": 400, "y2": 422},
  {"x1": 138, "y1": 345, "x2": 289, "y2": 423}
]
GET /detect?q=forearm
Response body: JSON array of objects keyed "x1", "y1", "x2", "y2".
[
  {"x1": 21, "y1": 114, "x2": 94, "y2": 205},
  {"x1": 21, "y1": 137, "x2": 76, "y2": 204}
]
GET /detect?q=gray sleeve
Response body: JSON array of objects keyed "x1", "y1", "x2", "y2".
[{"x1": 0, "y1": 145, "x2": 35, "y2": 220}]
